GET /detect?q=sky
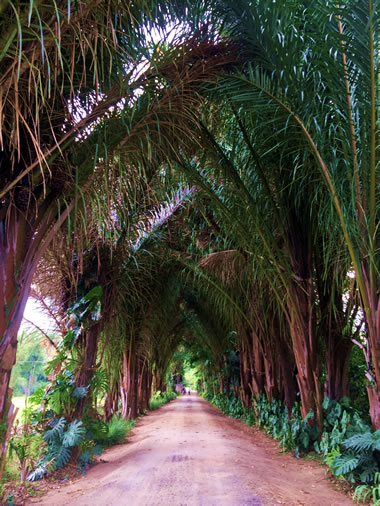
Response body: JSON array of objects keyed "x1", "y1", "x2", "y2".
[{"x1": 21, "y1": 298, "x2": 56, "y2": 334}]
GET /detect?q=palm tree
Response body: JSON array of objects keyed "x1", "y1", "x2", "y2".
[
  {"x1": 0, "y1": 0, "x2": 237, "y2": 468},
  {"x1": 182, "y1": 0, "x2": 378, "y2": 427}
]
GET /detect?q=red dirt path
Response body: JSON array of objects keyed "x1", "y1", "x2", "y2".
[{"x1": 27, "y1": 395, "x2": 353, "y2": 505}]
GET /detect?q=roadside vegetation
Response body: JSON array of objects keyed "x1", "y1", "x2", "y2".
[
  {"x1": 150, "y1": 391, "x2": 178, "y2": 411},
  {"x1": 0, "y1": 0, "x2": 378, "y2": 504}
]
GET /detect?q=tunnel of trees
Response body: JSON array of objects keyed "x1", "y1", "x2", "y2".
[{"x1": 0, "y1": 0, "x2": 379, "y2": 489}]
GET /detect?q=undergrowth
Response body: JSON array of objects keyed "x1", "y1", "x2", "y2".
[
  {"x1": 149, "y1": 390, "x2": 177, "y2": 411},
  {"x1": 204, "y1": 391, "x2": 380, "y2": 495}
]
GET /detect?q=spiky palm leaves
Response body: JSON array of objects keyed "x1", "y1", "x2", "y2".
[
  {"x1": 0, "y1": 0, "x2": 237, "y2": 454},
  {"x1": 209, "y1": 0, "x2": 379, "y2": 424},
  {"x1": 167, "y1": 0, "x2": 378, "y2": 426}
]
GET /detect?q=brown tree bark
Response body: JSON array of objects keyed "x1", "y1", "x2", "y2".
[
  {"x1": 286, "y1": 219, "x2": 322, "y2": 429},
  {"x1": 325, "y1": 335, "x2": 353, "y2": 401},
  {"x1": 239, "y1": 341, "x2": 252, "y2": 408},
  {"x1": 367, "y1": 385, "x2": 380, "y2": 430},
  {"x1": 72, "y1": 322, "x2": 103, "y2": 419},
  {"x1": 104, "y1": 385, "x2": 119, "y2": 421}
]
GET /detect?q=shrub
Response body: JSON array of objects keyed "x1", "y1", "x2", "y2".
[
  {"x1": 103, "y1": 415, "x2": 135, "y2": 447},
  {"x1": 149, "y1": 390, "x2": 177, "y2": 411},
  {"x1": 353, "y1": 472, "x2": 380, "y2": 504},
  {"x1": 331, "y1": 430, "x2": 380, "y2": 483},
  {"x1": 205, "y1": 391, "x2": 379, "y2": 487}
]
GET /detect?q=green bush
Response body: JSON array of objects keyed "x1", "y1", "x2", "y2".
[
  {"x1": 205, "y1": 391, "x2": 379, "y2": 487},
  {"x1": 353, "y1": 472, "x2": 380, "y2": 504},
  {"x1": 331, "y1": 430, "x2": 380, "y2": 483},
  {"x1": 149, "y1": 390, "x2": 177, "y2": 410},
  {"x1": 103, "y1": 415, "x2": 135, "y2": 447}
]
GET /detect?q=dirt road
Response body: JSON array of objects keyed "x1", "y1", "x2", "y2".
[{"x1": 30, "y1": 395, "x2": 353, "y2": 505}]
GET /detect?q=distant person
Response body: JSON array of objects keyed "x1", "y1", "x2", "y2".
[{"x1": 187, "y1": 387, "x2": 191, "y2": 395}]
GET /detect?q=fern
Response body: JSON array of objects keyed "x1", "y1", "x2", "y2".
[
  {"x1": 90, "y1": 368, "x2": 109, "y2": 400},
  {"x1": 62, "y1": 420, "x2": 86, "y2": 447},
  {"x1": 86, "y1": 419, "x2": 109, "y2": 441},
  {"x1": 354, "y1": 473, "x2": 380, "y2": 505},
  {"x1": 102, "y1": 415, "x2": 134, "y2": 447}
]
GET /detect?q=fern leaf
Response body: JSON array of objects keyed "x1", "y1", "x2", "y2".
[
  {"x1": 353, "y1": 485, "x2": 371, "y2": 504},
  {"x1": 62, "y1": 419, "x2": 85, "y2": 448},
  {"x1": 44, "y1": 417, "x2": 66, "y2": 442}
]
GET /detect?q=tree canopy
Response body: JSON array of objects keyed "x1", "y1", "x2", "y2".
[{"x1": 0, "y1": 0, "x2": 379, "y2": 485}]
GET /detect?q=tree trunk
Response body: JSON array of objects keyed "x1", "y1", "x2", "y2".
[
  {"x1": 239, "y1": 340, "x2": 252, "y2": 408},
  {"x1": 0, "y1": 209, "x2": 35, "y2": 472},
  {"x1": 128, "y1": 353, "x2": 138, "y2": 419},
  {"x1": 248, "y1": 330, "x2": 265, "y2": 397},
  {"x1": 365, "y1": 288, "x2": 380, "y2": 429},
  {"x1": 104, "y1": 385, "x2": 119, "y2": 421},
  {"x1": 271, "y1": 317, "x2": 297, "y2": 414},
  {"x1": 120, "y1": 351, "x2": 130, "y2": 419},
  {"x1": 325, "y1": 335, "x2": 353, "y2": 401},
  {"x1": 0, "y1": 388, "x2": 18, "y2": 480},
  {"x1": 73, "y1": 322, "x2": 102, "y2": 419},
  {"x1": 367, "y1": 385, "x2": 380, "y2": 430},
  {"x1": 288, "y1": 280, "x2": 322, "y2": 428}
]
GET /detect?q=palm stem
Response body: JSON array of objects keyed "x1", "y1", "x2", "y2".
[
  {"x1": 368, "y1": 0, "x2": 377, "y2": 300},
  {"x1": 336, "y1": 5, "x2": 364, "y2": 229}
]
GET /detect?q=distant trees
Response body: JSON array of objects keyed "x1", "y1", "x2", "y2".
[{"x1": 10, "y1": 330, "x2": 53, "y2": 397}]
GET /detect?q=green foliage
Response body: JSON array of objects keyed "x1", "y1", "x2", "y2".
[
  {"x1": 4, "y1": 495, "x2": 16, "y2": 506},
  {"x1": 205, "y1": 391, "x2": 379, "y2": 487},
  {"x1": 149, "y1": 391, "x2": 177, "y2": 411},
  {"x1": 43, "y1": 417, "x2": 66, "y2": 442},
  {"x1": 10, "y1": 330, "x2": 50, "y2": 396},
  {"x1": 90, "y1": 368, "x2": 109, "y2": 403},
  {"x1": 331, "y1": 431, "x2": 380, "y2": 483},
  {"x1": 317, "y1": 397, "x2": 371, "y2": 458},
  {"x1": 84, "y1": 415, "x2": 135, "y2": 449},
  {"x1": 65, "y1": 286, "x2": 103, "y2": 339},
  {"x1": 309, "y1": 397, "x2": 380, "y2": 484},
  {"x1": 206, "y1": 393, "x2": 244, "y2": 420},
  {"x1": 8, "y1": 427, "x2": 45, "y2": 479},
  {"x1": 40, "y1": 369, "x2": 88, "y2": 417},
  {"x1": 103, "y1": 415, "x2": 134, "y2": 447},
  {"x1": 62, "y1": 420, "x2": 86, "y2": 448},
  {"x1": 42, "y1": 417, "x2": 85, "y2": 470},
  {"x1": 349, "y1": 348, "x2": 370, "y2": 420},
  {"x1": 354, "y1": 473, "x2": 380, "y2": 505}
]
